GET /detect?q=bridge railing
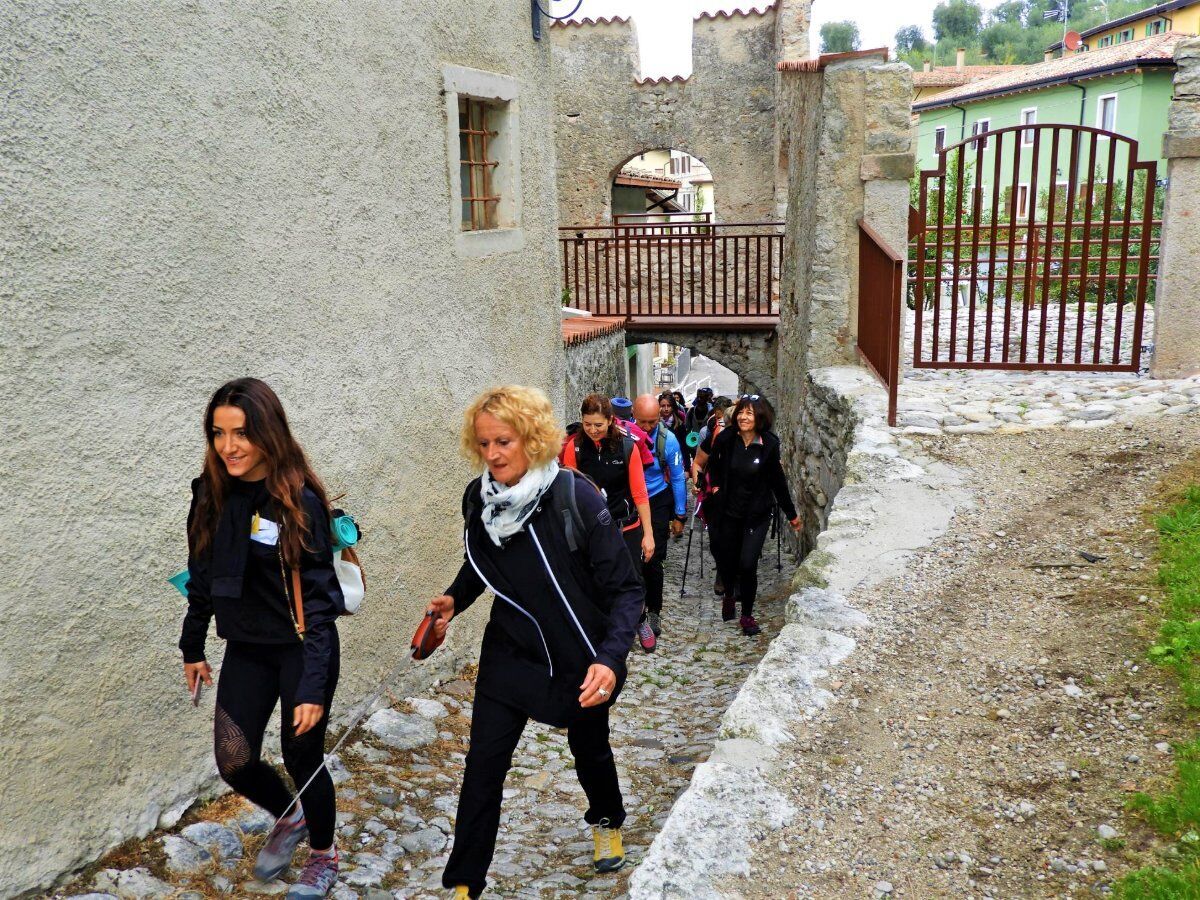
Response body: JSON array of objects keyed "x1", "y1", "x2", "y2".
[{"x1": 559, "y1": 221, "x2": 784, "y2": 319}]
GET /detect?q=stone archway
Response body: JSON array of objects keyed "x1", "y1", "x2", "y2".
[
  {"x1": 626, "y1": 329, "x2": 778, "y2": 403},
  {"x1": 610, "y1": 148, "x2": 717, "y2": 225}
]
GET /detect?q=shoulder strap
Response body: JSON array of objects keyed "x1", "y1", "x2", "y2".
[
  {"x1": 550, "y1": 469, "x2": 589, "y2": 553},
  {"x1": 655, "y1": 426, "x2": 668, "y2": 471},
  {"x1": 291, "y1": 568, "x2": 306, "y2": 636},
  {"x1": 622, "y1": 434, "x2": 635, "y2": 464}
]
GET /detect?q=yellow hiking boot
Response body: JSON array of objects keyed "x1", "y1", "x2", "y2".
[
  {"x1": 592, "y1": 822, "x2": 625, "y2": 873},
  {"x1": 451, "y1": 888, "x2": 471, "y2": 900}
]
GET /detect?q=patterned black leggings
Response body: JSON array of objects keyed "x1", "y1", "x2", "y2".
[{"x1": 214, "y1": 639, "x2": 339, "y2": 850}]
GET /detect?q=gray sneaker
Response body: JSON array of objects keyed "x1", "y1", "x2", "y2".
[
  {"x1": 287, "y1": 851, "x2": 339, "y2": 898},
  {"x1": 254, "y1": 810, "x2": 308, "y2": 882},
  {"x1": 648, "y1": 611, "x2": 662, "y2": 637}
]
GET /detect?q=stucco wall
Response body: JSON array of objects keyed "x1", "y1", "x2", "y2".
[
  {"x1": 565, "y1": 331, "x2": 629, "y2": 416},
  {"x1": 0, "y1": 2, "x2": 563, "y2": 894},
  {"x1": 551, "y1": 10, "x2": 781, "y2": 226}
]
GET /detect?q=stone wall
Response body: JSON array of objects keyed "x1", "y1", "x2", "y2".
[
  {"x1": 1152, "y1": 36, "x2": 1200, "y2": 378},
  {"x1": 626, "y1": 329, "x2": 778, "y2": 401},
  {"x1": 0, "y1": 2, "x2": 562, "y2": 893},
  {"x1": 551, "y1": 9, "x2": 783, "y2": 226},
  {"x1": 564, "y1": 329, "x2": 629, "y2": 416},
  {"x1": 773, "y1": 54, "x2": 915, "y2": 540}
]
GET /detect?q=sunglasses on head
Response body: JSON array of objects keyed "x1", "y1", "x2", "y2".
[{"x1": 740, "y1": 394, "x2": 760, "y2": 401}]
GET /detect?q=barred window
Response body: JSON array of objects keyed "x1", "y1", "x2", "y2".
[{"x1": 459, "y1": 97, "x2": 501, "y2": 231}]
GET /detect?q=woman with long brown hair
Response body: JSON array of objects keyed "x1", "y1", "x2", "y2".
[{"x1": 179, "y1": 378, "x2": 344, "y2": 899}]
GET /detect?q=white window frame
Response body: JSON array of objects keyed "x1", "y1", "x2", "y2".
[
  {"x1": 1096, "y1": 93, "x2": 1118, "y2": 136},
  {"x1": 1146, "y1": 17, "x2": 1167, "y2": 35},
  {"x1": 1117, "y1": 28, "x2": 1134, "y2": 42},
  {"x1": 972, "y1": 118, "x2": 992, "y2": 150},
  {"x1": 934, "y1": 126, "x2": 947, "y2": 152},
  {"x1": 1020, "y1": 107, "x2": 1037, "y2": 146},
  {"x1": 1016, "y1": 183, "x2": 1031, "y2": 220},
  {"x1": 443, "y1": 65, "x2": 524, "y2": 258}
]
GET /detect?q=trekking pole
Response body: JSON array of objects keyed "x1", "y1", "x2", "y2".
[
  {"x1": 678, "y1": 499, "x2": 701, "y2": 600},
  {"x1": 775, "y1": 505, "x2": 783, "y2": 572}
]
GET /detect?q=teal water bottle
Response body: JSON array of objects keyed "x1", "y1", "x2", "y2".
[{"x1": 331, "y1": 515, "x2": 360, "y2": 553}]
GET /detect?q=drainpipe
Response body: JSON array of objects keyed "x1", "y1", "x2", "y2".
[
  {"x1": 1068, "y1": 78, "x2": 1087, "y2": 125},
  {"x1": 951, "y1": 102, "x2": 969, "y2": 143}
]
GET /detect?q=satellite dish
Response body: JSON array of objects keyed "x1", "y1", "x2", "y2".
[{"x1": 1064, "y1": 30, "x2": 1082, "y2": 51}]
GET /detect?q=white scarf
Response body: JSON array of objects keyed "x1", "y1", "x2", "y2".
[{"x1": 479, "y1": 460, "x2": 560, "y2": 547}]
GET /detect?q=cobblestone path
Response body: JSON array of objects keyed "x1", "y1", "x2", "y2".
[{"x1": 59, "y1": 519, "x2": 795, "y2": 900}]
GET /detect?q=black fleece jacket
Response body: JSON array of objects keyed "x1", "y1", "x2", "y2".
[
  {"x1": 445, "y1": 470, "x2": 644, "y2": 727},
  {"x1": 179, "y1": 478, "x2": 341, "y2": 705},
  {"x1": 704, "y1": 428, "x2": 798, "y2": 526}
]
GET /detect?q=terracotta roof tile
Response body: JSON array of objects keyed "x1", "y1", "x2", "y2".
[
  {"x1": 912, "y1": 65, "x2": 1025, "y2": 88},
  {"x1": 915, "y1": 32, "x2": 1184, "y2": 110},
  {"x1": 777, "y1": 47, "x2": 889, "y2": 72},
  {"x1": 562, "y1": 315, "x2": 626, "y2": 347}
]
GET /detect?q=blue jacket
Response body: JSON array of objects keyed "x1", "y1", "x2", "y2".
[{"x1": 644, "y1": 424, "x2": 688, "y2": 517}]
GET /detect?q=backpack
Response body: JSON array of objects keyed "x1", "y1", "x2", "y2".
[{"x1": 653, "y1": 426, "x2": 669, "y2": 474}]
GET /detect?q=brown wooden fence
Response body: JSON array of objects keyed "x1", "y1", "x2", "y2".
[
  {"x1": 559, "y1": 222, "x2": 784, "y2": 320},
  {"x1": 857, "y1": 220, "x2": 903, "y2": 427}
]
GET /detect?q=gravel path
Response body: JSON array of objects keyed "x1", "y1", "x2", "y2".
[
  {"x1": 59, "y1": 512, "x2": 796, "y2": 900},
  {"x1": 738, "y1": 416, "x2": 1200, "y2": 899}
]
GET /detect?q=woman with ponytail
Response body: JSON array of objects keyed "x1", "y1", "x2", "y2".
[{"x1": 179, "y1": 378, "x2": 344, "y2": 899}]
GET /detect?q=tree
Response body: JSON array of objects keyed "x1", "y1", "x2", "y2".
[
  {"x1": 932, "y1": 0, "x2": 983, "y2": 42},
  {"x1": 895, "y1": 25, "x2": 929, "y2": 55},
  {"x1": 820, "y1": 20, "x2": 861, "y2": 54}
]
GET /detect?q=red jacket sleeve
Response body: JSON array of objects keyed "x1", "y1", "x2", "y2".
[{"x1": 627, "y1": 450, "x2": 649, "y2": 506}]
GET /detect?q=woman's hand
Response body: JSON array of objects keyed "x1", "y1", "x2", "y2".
[
  {"x1": 789, "y1": 516, "x2": 803, "y2": 533},
  {"x1": 428, "y1": 594, "x2": 455, "y2": 640},
  {"x1": 293, "y1": 703, "x2": 325, "y2": 737},
  {"x1": 183, "y1": 661, "x2": 213, "y2": 692},
  {"x1": 579, "y1": 663, "x2": 617, "y2": 708},
  {"x1": 641, "y1": 532, "x2": 655, "y2": 562}
]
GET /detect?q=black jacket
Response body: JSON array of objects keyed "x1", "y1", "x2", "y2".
[
  {"x1": 445, "y1": 470, "x2": 644, "y2": 726},
  {"x1": 179, "y1": 478, "x2": 341, "y2": 705},
  {"x1": 704, "y1": 428, "x2": 798, "y2": 526}
]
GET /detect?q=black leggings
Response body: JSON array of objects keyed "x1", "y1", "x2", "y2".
[
  {"x1": 215, "y1": 639, "x2": 340, "y2": 850},
  {"x1": 713, "y1": 515, "x2": 771, "y2": 617},
  {"x1": 443, "y1": 693, "x2": 625, "y2": 896}
]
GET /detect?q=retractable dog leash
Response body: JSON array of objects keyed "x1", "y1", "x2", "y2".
[{"x1": 269, "y1": 612, "x2": 445, "y2": 828}]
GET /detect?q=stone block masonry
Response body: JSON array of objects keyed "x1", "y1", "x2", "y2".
[
  {"x1": 563, "y1": 316, "x2": 628, "y2": 415},
  {"x1": 1152, "y1": 36, "x2": 1200, "y2": 378}
]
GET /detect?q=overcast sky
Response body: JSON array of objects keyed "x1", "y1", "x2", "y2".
[{"x1": 552, "y1": 0, "x2": 1003, "y2": 78}]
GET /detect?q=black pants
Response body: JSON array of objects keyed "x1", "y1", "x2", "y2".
[
  {"x1": 712, "y1": 515, "x2": 771, "y2": 617},
  {"x1": 622, "y1": 524, "x2": 645, "y2": 582},
  {"x1": 215, "y1": 639, "x2": 340, "y2": 850},
  {"x1": 642, "y1": 489, "x2": 674, "y2": 615},
  {"x1": 443, "y1": 693, "x2": 625, "y2": 896}
]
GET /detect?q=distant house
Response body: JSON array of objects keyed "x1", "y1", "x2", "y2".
[
  {"x1": 912, "y1": 48, "x2": 1024, "y2": 103},
  {"x1": 610, "y1": 149, "x2": 715, "y2": 222},
  {"x1": 1046, "y1": 0, "x2": 1200, "y2": 55},
  {"x1": 914, "y1": 32, "x2": 1183, "y2": 197}
]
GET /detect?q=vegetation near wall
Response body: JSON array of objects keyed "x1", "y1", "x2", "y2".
[{"x1": 893, "y1": 0, "x2": 1151, "y2": 68}]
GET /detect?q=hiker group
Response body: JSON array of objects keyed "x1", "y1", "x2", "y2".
[{"x1": 178, "y1": 377, "x2": 800, "y2": 899}]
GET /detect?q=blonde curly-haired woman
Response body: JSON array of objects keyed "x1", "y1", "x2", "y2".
[{"x1": 427, "y1": 386, "x2": 644, "y2": 899}]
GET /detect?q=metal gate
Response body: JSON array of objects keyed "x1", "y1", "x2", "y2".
[{"x1": 911, "y1": 123, "x2": 1160, "y2": 371}]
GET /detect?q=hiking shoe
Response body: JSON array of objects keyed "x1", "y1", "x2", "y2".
[
  {"x1": 721, "y1": 595, "x2": 736, "y2": 622},
  {"x1": 648, "y1": 611, "x2": 662, "y2": 637},
  {"x1": 740, "y1": 615, "x2": 762, "y2": 636},
  {"x1": 286, "y1": 850, "x2": 338, "y2": 898},
  {"x1": 636, "y1": 619, "x2": 657, "y2": 653},
  {"x1": 592, "y1": 823, "x2": 626, "y2": 873},
  {"x1": 254, "y1": 808, "x2": 308, "y2": 882},
  {"x1": 451, "y1": 888, "x2": 472, "y2": 900}
]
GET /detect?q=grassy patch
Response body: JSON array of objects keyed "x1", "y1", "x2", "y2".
[{"x1": 1117, "y1": 477, "x2": 1200, "y2": 897}]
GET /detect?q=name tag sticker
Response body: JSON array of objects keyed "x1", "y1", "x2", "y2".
[{"x1": 251, "y1": 517, "x2": 280, "y2": 546}]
